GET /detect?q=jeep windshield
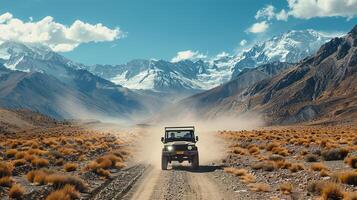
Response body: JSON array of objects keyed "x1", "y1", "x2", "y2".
[{"x1": 165, "y1": 130, "x2": 194, "y2": 142}]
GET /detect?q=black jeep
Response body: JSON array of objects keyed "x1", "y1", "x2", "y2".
[{"x1": 161, "y1": 126, "x2": 199, "y2": 170}]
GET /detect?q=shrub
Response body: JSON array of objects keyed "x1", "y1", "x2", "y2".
[
  {"x1": 223, "y1": 167, "x2": 248, "y2": 176},
  {"x1": 279, "y1": 182, "x2": 293, "y2": 195},
  {"x1": 31, "y1": 157, "x2": 49, "y2": 168},
  {"x1": 115, "y1": 162, "x2": 126, "y2": 169},
  {"x1": 24, "y1": 153, "x2": 35, "y2": 162},
  {"x1": 232, "y1": 148, "x2": 246, "y2": 155},
  {"x1": 321, "y1": 182, "x2": 344, "y2": 200},
  {"x1": 289, "y1": 163, "x2": 304, "y2": 173},
  {"x1": 96, "y1": 168, "x2": 110, "y2": 178},
  {"x1": 46, "y1": 184, "x2": 80, "y2": 200},
  {"x1": 262, "y1": 161, "x2": 275, "y2": 172},
  {"x1": 248, "y1": 146, "x2": 260, "y2": 155},
  {"x1": 251, "y1": 162, "x2": 263, "y2": 170},
  {"x1": 55, "y1": 159, "x2": 64, "y2": 166},
  {"x1": 240, "y1": 174, "x2": 255, "y2": 183},
  {"x1": 15, "y1": 151, "x2": 26, "y2": 159},
  {"x1": 322, "y1": 148, "x2": 349, "y2": 161},
  {"x1": 338, "y1": 171, "x2": 357, "y2": 186},
  {"x1": 346, "y1": 156, "x2": 357, "y2": 169},
  {"x1": 0, "y1": 176, "x2": 13, "y2": 187},
  {"x1": 46, "y1": 174, "x2": 87, "y2": 192},
  {"x1": 307, "y1": 181, "x2": 326, "y2": 195},
  {"x1": 248, "y1": 183, "x2": 270, "y2": 192},
  {"x1": 268, "y1": 155, "x2": 284, "y2": 161},
  {"x1": 8, "y1": 184, "x2": 25, "y2": 199},
  {"x1": 64, "y1": 163, "x2": 78, "y2": 172},
  {"x1": 275, "y1": 160, "x2": 292, "y2": 169},
  {"x1": 0, "y1": 162, "x2": 13, "y2": 178},
  {"x1": 311, "y1": 163, "x2": 328, "y2": 171},
  {"x1": 305, "y1": 154, "x2": 319, "y2": 162},
  {"x1": 320, "y1": 169, "x2": 330, "y2": 177},
  {"x1": 27, "y1": 169, "x2": 51, "y2": 185},
  {"x1": 5, "y1": 149, "x2": 18, "y2": 158},
  {"x1": 13, "y1": 159, "x2": 27, "y2": 167}
]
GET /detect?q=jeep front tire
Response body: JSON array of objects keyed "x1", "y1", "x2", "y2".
[
  {"x1": 192, "y1": 154, "x2": 199, "y2": 169},
  {"x1": 161, "y1": 155, "x2": 168, "y2": 170}
]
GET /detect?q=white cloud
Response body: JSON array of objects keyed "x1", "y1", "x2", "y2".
[
  {"x1": 255, "y1": 5, "x2": 275, "y2": 20},
  {"x1": 0, "y1": 12, "x2": 124, "y2": 52},
  {"x1": 0, "y1": 12, "x2": 12, "y2": 23},
  {"x1": 276, "y1": 9, "x2": 289, "y2": 21},
  {"x1": 240, "y1": 39, "x2": 247, "y2": 46},
  {"x1": 247, "y1": 21, "x2": 269, "y2": 33},
  {"x1": 171, "y1": 50, "x2": 207, "y2": 62},
  {"x1": 287, "y1": 0, "x2": 357, "y2": 19}
]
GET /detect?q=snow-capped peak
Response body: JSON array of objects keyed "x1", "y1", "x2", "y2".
[{"x1": 230, "y1": 29, "x2": 332, "y2": 78}]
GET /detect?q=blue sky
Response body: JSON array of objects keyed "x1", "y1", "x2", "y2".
[{"x1": 0, "y1": 0, "x2": 356, "y2": 65}]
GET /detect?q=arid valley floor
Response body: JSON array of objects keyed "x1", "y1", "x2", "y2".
[{"x1": 0, "y1": 109, "x2": 356, "y2": 200}]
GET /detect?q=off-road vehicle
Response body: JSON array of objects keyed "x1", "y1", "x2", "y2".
[{"x1": 161, "y1": 126, "x2": 199, "y2": 170}]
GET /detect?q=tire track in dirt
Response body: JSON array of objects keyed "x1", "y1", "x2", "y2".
[{"x1": 123, "y1": 164, "x2": 235, "y2": 200}]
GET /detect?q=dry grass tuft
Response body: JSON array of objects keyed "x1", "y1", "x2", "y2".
[
  {"x1": 13, "y1": 159, "x2": 27, "y2": 167},
  {"x1": 320, "y1": 169, "x2": 330, "y2": 177},
  {"x1": 346, "y1": 156, "x2": 357, "y2": 169},
  {"x1": 46, "y1": 174, "x2": 88, "y2": 192},
  {"x1": 46, "y1": 184, "x2": 80, "y2": 200},
  {"x1": 224, "y1": 167, "x2": 248, "y2": 176},
  {"x1": 8, "y1": 184, "x2": 25, "y2": 199},
  {"x1": 279, "y1": 182, "x2": 293, "y2": 195},
  {"x1": 0, "y1": 176, "x2": 13, "y2": 187},
  {"x1": 320, "y1": 182, "x2": 344, "y2": 200},
  {"x1": 307, "y1": 181, "x2": 326, "y2": 195},
  {"x1": 322, "y1": 148, "x2": 349, "y2": 161},
  {"x1": 0, "y1": 162, "x2": 13, "y2": 178},
  {"x1": 248, "y1": 183, "x2": 271, "y2": 192},
  {"x1": 337, "y1": 171, "x2": 357, "y2": 186},
  {"x1": 96, "y1": 168, "x2": 110, "y2": 178},
  {"x1": 5, "y1": 149, "x2": 18, "y2": 158},
  {"x1": 27, "y1": 169, "x2": 51, "y2": 185},
  {"x1": 31, "y1": 157, "x2": 49, "y2": 168},
  {"x1": 305, "y1": 154, "x2": 319, "y2": 162},
  {"x1": 311, "y1": 163, "x2": 328, "y2": 171},
  {"x1": 289, "y1": 163, "x2": 304, "y2": 173},
  {"x1": 64, "y1": 163, "x2": 78, "y2": 172}
]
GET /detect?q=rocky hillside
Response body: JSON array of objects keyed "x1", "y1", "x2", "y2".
[
  {"x1": 178, "y1": 62, "x2": 293, "y2": 113},
  {"x1": 0, "y1": 60, "x2": 150, "y2": 120},
  {"x1": 178, "y1": 26, "x2": 357, "y2": 125}
]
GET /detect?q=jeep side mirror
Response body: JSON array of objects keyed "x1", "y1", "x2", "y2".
[
  {"x1": 161, "y1": 137, "x2": 164, "y2": 143},
  {"x1": 196, "y1": 136, "x2": 199, "y2": 141}
]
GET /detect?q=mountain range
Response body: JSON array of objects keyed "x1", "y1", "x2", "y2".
[
  {"x1": 0, "y1": 27, "x2": 353, "y2": 125},
  {"x1": 0, "y1": 42, "x2": 159, "y2": 119},
  {"x1": 177, "y1": 26, "x2": 357, "y2": 125},
  {"x1": 84, "y1": 29, "x2": 331, "y2": 93}
]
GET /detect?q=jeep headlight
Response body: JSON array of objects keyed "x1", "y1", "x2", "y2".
[
  {"x1": 187, "y1": 146, "x2": 193, "y2": 150},
  {"x1": 167, "y1": 146, "x2": 173, "y2": 151}
]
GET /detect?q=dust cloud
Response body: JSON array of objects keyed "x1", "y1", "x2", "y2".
[
  {"x1": 56, "y1": 95, "x2": 264, "y2": 168},
  {"x1": 134, "y1": 114, "x2": 265, "y2": 168}
]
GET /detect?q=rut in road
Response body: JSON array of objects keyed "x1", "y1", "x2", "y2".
[{"x1": 123, "y1": 165, "x2": 235, "y2": 200}]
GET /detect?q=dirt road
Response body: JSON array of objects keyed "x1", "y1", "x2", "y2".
[{"x1": 122, "y1": 164, "x2": 237, "y2": 200}]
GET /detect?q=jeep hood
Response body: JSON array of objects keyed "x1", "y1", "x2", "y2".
[{"x1": 165, "y1": 141, "x2": 195, "y2": 146}]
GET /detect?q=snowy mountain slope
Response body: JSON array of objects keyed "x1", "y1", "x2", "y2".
[
  {"x1": 86, "y1": 29, "x2": 332, "y2": 92},
  {"x1": 89, "y1": 59, "x2": 232, "y2": 93},
  {"x1": 231, "y1": 30, "x2": 332, "y2": 78},
  {"x1": 0, "y1": 42, "x2": 154, "y2": 119},
  {"x1": 0, "y1": 29, "x2": 334, "y2": 95}
]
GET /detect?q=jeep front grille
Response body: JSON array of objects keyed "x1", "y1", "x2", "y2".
[{"x1": 173, "y1": 145, "x2": 187, "y2": 151}]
